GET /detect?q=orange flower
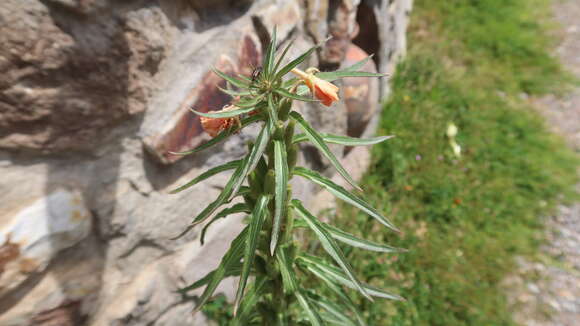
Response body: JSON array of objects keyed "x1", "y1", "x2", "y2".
[
  {"x1": 291, "y1": 68, "x2": 339, "y2": 106},
  {"x1": 199, "y1": 105, "x2": 241, "y2": 137}
]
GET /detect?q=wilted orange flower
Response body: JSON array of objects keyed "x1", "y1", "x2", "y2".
[
  {"x1": 291, "y1": 68, "x2": 339, "y2": 106},
  {"x1": 200, "y1": 105, "x2": 241, "y2": 137}
]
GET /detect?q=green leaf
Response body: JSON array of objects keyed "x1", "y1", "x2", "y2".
[
  {"x1": 275, "y1": 45, "x2": 317, "y2": 80},
  {"x1": 297, "y1": 255, "x2": 366, "y2": 326},
  {"x1": 273, "y1": 40, "x2": 294, "y2": 74},
  {"x1": 270, "y1": 139, "x2": 289, "y2": 255},
  {"x1": 296, "y1": 290, "x2": 324, "y2": 326},
  {"x1": 212, "y1": 67, "x2": 251, "y2": 89},
  {"x1": 277, "y1": 248, "x2": 324, "y2": 325},
  {"x1": 170, "y1": 160, "x2": 241, "y2": 194},
  {"x1": 290, "y1": 111, "x2": 361, "y2": 191},
  {"x1": 218, "y1": 85, "x2": 253, "y2": 97},
  {"x1": 317, "y1": 71, "x2": 387, "y2": 83},
  {"x1": 298, "y1": 255, "x2": 404, "y2": 301},
  {"x1": 200, "y1": 203, "x2": 251, "y2": 245},
  {"x1": 234, "y1": 195, "x2": 270, "y2": 315},
  {"x1": 191, "y1": 106, "x2": 256, "y2": 118},
  {"x1": 304, "y1": 291, "x2": 357, "y2": 326},
  {"x1": 324, "y1": 223, "x2": 403, "y2": 253},
  {"x1": 170, "y1": 115, "x2": 261, "y2": 156},
  {"x1": 266, "y1": 93, "x2": 279, "y2": 127},
  {"x1": 291, "y1": 199, "x2": 371, "y2": 300},
  {"x1": 178, "y1": 263, "x2": 242, "y2": 293},
  {"x1": 276, "y1": 245, "x2": 298, "y2": 294},
  {"x1": 293, "y1": 167, "x2": 399, "y2": 232},
  {"x1": 172, "y1": 123, "x2": 269, "y2": 240},
  {"x1": 229, "y1": 123, "x2": 272, "y2": 199},
  {"x1": 342, "y1": 55, "x2": 373, "y2": 72},
  {"x1": 235, "y1": 95, "x2": 266, "y2": 109},
  {"x1": 263, "y1": 27, "x2": 277, "y2": 77},
  {"x1": 192, "y1": 227, "x2": 248, "y2": 312},
  {"x1": 293, "y1": 133, "x2": 395, "y2": 146},
  {"x1": 232, "y1": 277, "x2": 269, "y2": 326},
  {"x1": 274, "y1": 87, "x2": 319, "y2": 102}
]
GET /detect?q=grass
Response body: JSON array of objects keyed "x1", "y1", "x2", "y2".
[{"x1": 329, "y1": 0, "x2": 579, "y2": 325}]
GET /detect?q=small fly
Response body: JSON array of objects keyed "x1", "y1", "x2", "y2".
[{"x1": 250, "y1": 66, "x2": 262, "y2": 86}]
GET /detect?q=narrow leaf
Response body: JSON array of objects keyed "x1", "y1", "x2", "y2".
[
  {"x1": 273, "y1": 40, "x2": 295, "y2": 73},
  {"x1": 277, "y1": 249, "x2": 323, "y2": 326},
  {"x1": 291, "y1": 200, "x2": 371, "y2": 300},
  {"x1": 293, "y1": 133, "x2": 395, "y2": 146},
  {"x1": 170, "y1": 160, "x2": 241, "y2": 194},
  {"x1": 213, "y1": 67, "x2": 250, "y2": 89},
  {"x1": 193, "y1": 227, "x2": 249, "y2": 312},
  {"x1": 293, "y1": 167, "x2": 399, "y2": 232},
  {"x1": 200, "y1": 203, "x2": 250, "y2": 245},
  {"x1": 298, "y1": 255, "x2": 404, "y2": 301},
  {"x1": 297, "y1": 256, "x2": 366, "y2": 326},
  {"x1": 296, "y1": 290, "x2": 324, "y2": 326},
  {"x1": 317, "y1": 71, "x2": 387, "y2": 83},
  {"x1": 290, "y1": 111, "x2": 361, "y2": 191},
  {"x1": 267, "y1": 93, "x2": 279, "y2": 127},
  {"x1": 229, "y1": 123, "x2": 271, "y2": 200},
  {"x1": 170, "y1": 115, "x2": 261, "y2": 156},
  {"x1": 232, "y1": 277, "x2": 269, "y2": 326},
  {"x1": 263, "y1": 27, "x2": 277, "y2": 77},
  {"x1": 305, "y1": 291, "x2": 357, "y2": 325},
  {"x1": 275, "y1": 87, "x2": 319, "y2": 102},
  {"x1": 178, "y1": 263, "x2": 242, "y2": 293},
  {"x1": 218, "y1": 85, "x2": 252, "y2": 97},
  {"x1": 324, "y1": 223, "x2": 403, "y2": 253},
  {"x1": 275, "y1": 45, "x2": 317, "y2": 80},
  {"x1": 234, "y1": 195, "x2": 270, "y2": 315},
  {"x1": 270, "y1": 139, "x2": 289, "y2": 255},
  {"x1": 191, "y1": 106, "x2": 257, "y2": 119}
]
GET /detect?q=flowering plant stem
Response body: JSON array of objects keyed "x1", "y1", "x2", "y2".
[{"x1": 172, "y1": 29, "x2": 403, "y2": 325}]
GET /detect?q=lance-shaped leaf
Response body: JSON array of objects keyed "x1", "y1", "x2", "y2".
[
  {"x1": 324, "y1": 223, "x2": 404, "y2": 253},
  {"x1": 293, "y1": 167, "x2": 399, "y2": 232},
  {"x1": 170, "y1": 160, "x2": 241, "y2": 194},
  {"x1": 342, "y1": 55, "x2": 374, "y2": 72},
  {"x1": 275, "y1": 45, "x2": 317, "y2": 80},
  {"x1": 304, "y1": 291, "x2": 357, "y2": 326},
  {"x1": 273, "y1": 39, "x2": 294, "y2": 73},
  {"x1": 297, "y1": 255, "x2": 366, "y2": 326},
  {"x1": 234, "y1": 195, "x2": 270, "y2": 315},
  {"x1": 276, "y1": 247, "x2": 323, "y2": 326},
  {"x1": 293, "y1": 133, "x2": 395, "y2": 146},
  {"x1": 266, "y1": 94, "x2": 279, "y2": 128},
  {"x1": 191, "y1": 105, "x2": 257, "y2": 119},
  {"x1": 275, "y1": 87, "x2": 319, "y2": 102},
  {"x1": 171, "y1": 162, "x2": 248, "y2": 240},
  {"x1": 317, "y1": 70, "x2": 387, "y2": 83},
  {"x1": 232, "y1": 276, "x2": 269, "y2": 326},
  {"x1": 212, "y1": 67, "x2": 251, "y2": 89},
  {"x1": 192, "y1": 227, "x2": 248, "y2": 312},
  {"x1": 290, "y1": 111, "x2": 361, "y2": 191},
  {"x1": 291, "y1": 199, "x2": 371, "y2": 300},
  {"x1": 297, "y1": 255, "x2": 404, "y2": 301},
  {"x1": 200, "y1": 203, "x2": 251, "y2": 245},
  {"x1": 263, "y1": 27, "x2": 277, "y2": 77},
  {"x1": 270, "y1": 139, "x2": 289, "y2": 255},
  {"x1": 218, "y1": 85, "x2": 252, "y2": 97},
  {"x1": 170, "y1": 115, "x2": 261, "y2": 156},
  {"x1": 178, "y1": 262, "x2": 242, "y2": 293},
  {"x1": 229, "y1": 123, "x2": 271, "y2": 200}
]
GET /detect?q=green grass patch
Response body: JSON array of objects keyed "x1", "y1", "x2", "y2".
[{"x1": 329, "y1": 0, "x2": 579, "y2": 325}]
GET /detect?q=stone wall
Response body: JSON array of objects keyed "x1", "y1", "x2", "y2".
[{"x1": 0, "y1": 0, "x2": 412, "y2": 325}]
